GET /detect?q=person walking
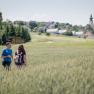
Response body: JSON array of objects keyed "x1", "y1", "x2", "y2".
[
  {"x1": 1, "y1": 42, "x2": 13, "y2": 71},
  {"x1": 14, "y1": 45, "x2": 26, "y2": 69}
]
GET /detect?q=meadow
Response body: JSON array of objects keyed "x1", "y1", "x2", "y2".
[{"x1": 0, "y1": 33, "x2": 94, "y2": 94}]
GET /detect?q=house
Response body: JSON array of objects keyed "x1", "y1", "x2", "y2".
[
  {"x1": 58, "y1": 30, "x2": 67, "y2": 34},
  {"x1": 46, "y1": 28, "x2": 58, "y2": 34},
  {"x1": 72, "y1": 31, "x2": 84, "y2": 37}
]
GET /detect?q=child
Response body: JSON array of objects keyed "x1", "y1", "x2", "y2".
[
  {"x1": 1, "y1": 42, "x2": 13, "y2": 71},
  {"x1": 14, "y1": 45, "x2": 26, "y2": 69}
]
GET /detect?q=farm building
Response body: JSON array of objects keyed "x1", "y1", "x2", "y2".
[
  {"x1": 46, "y1": 28, "x2": 58, "y2": 34},
  {"x1": 72, "y1": 31, "x2": 84, "y2": 37}
]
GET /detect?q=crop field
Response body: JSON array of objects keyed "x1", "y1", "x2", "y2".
[{"x1": 0, "y1": 33, "x2": 94, "y2": 94}]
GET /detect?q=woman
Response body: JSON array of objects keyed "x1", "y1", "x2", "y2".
[{"x1": 14, "y1": 45, "x2": 26, "y2": 69}]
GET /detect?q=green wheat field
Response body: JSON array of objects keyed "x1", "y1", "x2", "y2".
[{"x1": 0, "y1": 33, "x2": 94, "y2": 94}]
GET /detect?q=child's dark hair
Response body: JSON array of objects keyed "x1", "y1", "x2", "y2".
[
  {"x1": 6, "y1": 39, "x2": 11, "y2": 45},
  {"x1": 6, "y1": 42, "x2": 11, "y2": 46},
  {"x1": 18, "y1": 45, "x2": 26, "y2": 54}
]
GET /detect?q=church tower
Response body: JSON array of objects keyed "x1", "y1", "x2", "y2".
[{"x1": 89, "y1": 14, "x2": 93, "y2": 26}]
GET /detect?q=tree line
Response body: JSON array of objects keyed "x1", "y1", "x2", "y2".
[{"x1": 0, "y1": 12, "x2": 31, "y2": 45}]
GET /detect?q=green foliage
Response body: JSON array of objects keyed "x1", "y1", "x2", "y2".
[
  {"x1": 16, "y1": 25, "x2": 22, "y2": 37},
  {"x1": 21, "y1": 27, "x2": 31, "y2": 42},
  {"x1": 85, "y1": 24, "x2": 94, "y2": 34},
  {"x1": 29, "y1": 21, "x2": 38, "y2": 30},
  {"x1": 0, "y1": 12, "x2": 3, "y2": 22},
  {"x1": 72, "y1": 25, "x2": 80, "y2": 32},
  {"x1": 55, "y1": 22, "x2": 59, "y2": 28},
  {"x1": 9, "y1": 25, "x2": 16, "y2": 36},
  {"x1": 2, "y1": 34, "x2": 7, "y2": 44},
  {"x1": 63, "y1": 31, "x2": 73, "y2": 36},
  {"x1": 5, "y1": 25, "x2": 10, "y2": 39},
  {"x1": 37, "y1": 22, "x2": 46, "y2": 27},
  {"x1": 45, "y1": 32, "x2": 50, "y2": 36},
  {"x1": 0, "y1": 23, "x2": 31, "y2": 45},
  {"x1": 14, "y1": 21, "x2": 26, "y2": 25}
]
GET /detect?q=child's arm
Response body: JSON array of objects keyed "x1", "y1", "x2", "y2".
[
  {"x1": 1, "y1": 56, "x2": 10, "y2": 58},
  {"x1": 11, "y1": 50, "x2": 13, "y2": 59},
  {"x1": 24, "y1": 55, "x2": 26, "y2": 64},
  {"x1": 14, "y1": 56, "x2": 16, "y2": 62},
  {"x1": 14, "y1": 52, "x2": 17, "y2": 62}
]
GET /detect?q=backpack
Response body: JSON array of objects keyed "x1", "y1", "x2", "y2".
[{"x1": 14, "y1": 51, "x2": 22, "y2": 64}]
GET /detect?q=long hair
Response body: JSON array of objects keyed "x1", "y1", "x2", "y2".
[{"x1": 18, "y1": 45, "x2": 26, "y2": 54}]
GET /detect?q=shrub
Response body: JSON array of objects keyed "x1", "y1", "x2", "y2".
[
  {"x1": 45, "y1": 32, "x2": 50, "y2": 36},
  {"x1": 63, "y1": 31, "x2": 73, "y2": 36}
]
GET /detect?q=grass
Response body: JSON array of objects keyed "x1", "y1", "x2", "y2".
[{"x1": 0, "y1": 33, "x2": 94, "y2": 94}]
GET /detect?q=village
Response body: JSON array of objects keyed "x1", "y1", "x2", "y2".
[
  {"x1": 36, "y1": 14, "x2": 94, "y2": 39},
  {"x1": 14, "y1": 14, "x2": 94, "y2": 39}
]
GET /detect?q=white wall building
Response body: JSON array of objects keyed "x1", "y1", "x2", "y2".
[{"x1": 46, "y1": 28, "x2": 58, "y2": 34}]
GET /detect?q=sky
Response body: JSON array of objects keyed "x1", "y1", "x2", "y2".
[{"x1": 0, "y1": 0, "x2": 94, "y2": 26}]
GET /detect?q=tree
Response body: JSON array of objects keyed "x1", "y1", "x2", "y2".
[
  {"x1": 55, "y1": 22, "x2": 59, "y2": 29},
  {"x1": 5, "y1": 25, "x2": 10, "y2": 40},
  {"x1": 14, "y1": 21, "x2": 26, "y2": 25},
  {"x1": 29, "y1": 21, "x2": 38, "y2": 30},
  {"x1": 72, "y1": 25, "x2": 79, "y2": 32},
  {"x1": 21, "y1": 27, "x2": 31, "y2": 42},
  {"x1": 16, "y1": 25, "x2": 22, "y2": 37},
  {"x1": 0, "y1": 12, "x2": 3, "y2": 23},
  {"x1": 9, "y1": 24, "x2": 16, "y2": 36},
  {"x1": 0, "y1": 12, "x2": 31, "y2": 45},
  {"x1": 2, "y1": 34, "x2": 7, "y2": 45},
  {"x1": 85, "y1": 24, "x2": 94, "y2": 34},
  {"x1": 0, "y1": 12, "x2": 3, "y2": 44}
]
